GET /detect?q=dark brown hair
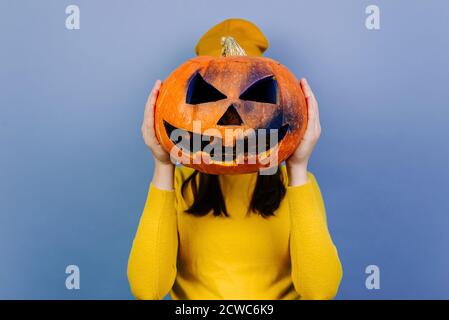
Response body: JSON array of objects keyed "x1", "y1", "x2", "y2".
[{"x1": 181, "y1": 168, "x2": 286, "y2": 217}]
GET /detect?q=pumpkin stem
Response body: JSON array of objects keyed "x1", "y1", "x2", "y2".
[{"x1": 220, "y1": 36, "x2": 247, "y2": 57}]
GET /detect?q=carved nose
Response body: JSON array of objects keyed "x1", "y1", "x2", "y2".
[{"x1": 217, "y1": 104, "x2": 243, "y2": 126}]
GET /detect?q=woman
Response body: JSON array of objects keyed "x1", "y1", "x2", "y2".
[{"x1": 127, "y1": 75, "x2": 342, "y2": 300}]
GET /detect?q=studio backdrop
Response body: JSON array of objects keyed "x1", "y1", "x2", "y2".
[{"x1": 1, "y1": 0, "x2": 449, "y2": 299}]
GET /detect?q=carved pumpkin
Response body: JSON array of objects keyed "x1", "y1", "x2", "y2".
[{"x1": 155, "y1": 37, "x2": 307, "y2": 174}]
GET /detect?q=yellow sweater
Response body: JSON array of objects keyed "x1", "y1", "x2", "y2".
[{"x1": 127, "y1": 166, "x2": 342, "y2": 300}]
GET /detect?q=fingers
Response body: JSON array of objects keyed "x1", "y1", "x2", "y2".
[
  {"x1": 300, "y1": 78, "x2": 312, "y2": 98},
  {"x1": 143, "y1": 80, "x2": 162, "y2": 143},
  {"x1": 144, "y1": 80, "x2": 162, "y2": 127},
  {"x1": 300, "y1": 78, "x2": 316, "y2": 124},
  {"x1": 300, "y1": 78, "x2": 321, "y2": 139}
]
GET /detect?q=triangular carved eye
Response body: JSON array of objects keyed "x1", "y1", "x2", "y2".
[
  {"x1": 239, "y1": 76, "x2": 277, "y2": 104},
  {"x1": 186, "y1": 72, "x2": 227, "y2": 104}
]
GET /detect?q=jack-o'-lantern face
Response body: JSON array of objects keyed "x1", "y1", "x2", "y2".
[{"x1": 155, "y1": 42, "x2": 307, "y2": 174}]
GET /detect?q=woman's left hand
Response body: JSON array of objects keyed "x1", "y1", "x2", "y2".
[{"x1": 286, "y1": 78, "x2": 321, "y2": 186}]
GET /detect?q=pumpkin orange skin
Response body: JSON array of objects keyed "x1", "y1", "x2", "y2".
[{"x1": 155, "y1": 56, "x2": 307, "y2": 174}]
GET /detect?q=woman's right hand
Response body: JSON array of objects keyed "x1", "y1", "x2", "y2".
[{"x1": 142, "y1": 80, "x2": 172, "y2": 166}]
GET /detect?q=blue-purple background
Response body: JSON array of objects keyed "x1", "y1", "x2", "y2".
[{"x1": 1, "y1": 0, "x2": 449, "y2": 299}]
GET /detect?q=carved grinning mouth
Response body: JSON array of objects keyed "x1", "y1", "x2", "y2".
[{"x1": 163, "y1": 120, "x2": 290, "y2": 162}]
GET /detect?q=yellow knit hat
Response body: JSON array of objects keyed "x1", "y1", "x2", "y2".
[{"x1": 195, "y1": 18, "x2": 269, "y2": 57}]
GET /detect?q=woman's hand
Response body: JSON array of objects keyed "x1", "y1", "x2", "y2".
[
  {"x1": 286, "y1": 78, "x2": 321, "y2": 186},
  {"x1": 142, "y1": 80, "x2": 172, "y2": 165},
  {"x1": 142, "y1": 80, "x2": 174, "y2": 190}
]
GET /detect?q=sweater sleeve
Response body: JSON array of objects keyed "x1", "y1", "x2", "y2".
[
  {"x1": 127, "y1": 183, "x2": 178, "y2": 300},
  {"x1": 288, "y1": 173, "x2": 343, "y2": 300}
]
